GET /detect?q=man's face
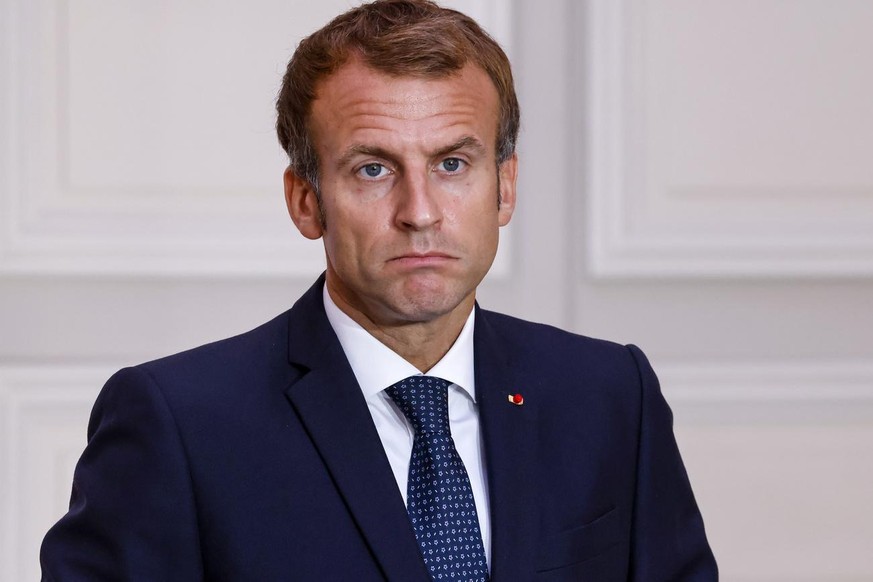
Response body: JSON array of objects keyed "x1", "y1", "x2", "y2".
[{"x1": 286, "y1": 59, "x2": 516, "y2": 328}]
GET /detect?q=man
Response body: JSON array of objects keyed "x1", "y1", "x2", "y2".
[{"x1": 41, "y1": 1, "x2": 717, "y2": 580}]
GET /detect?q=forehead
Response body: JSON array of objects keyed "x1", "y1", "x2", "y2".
[{"x1": 308, "y1": 59, "x2": 500, "y2": 154}]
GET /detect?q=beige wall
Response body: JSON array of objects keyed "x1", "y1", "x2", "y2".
[{"x1": 2, "y1": 1, "x2": 872, "y2": 580}]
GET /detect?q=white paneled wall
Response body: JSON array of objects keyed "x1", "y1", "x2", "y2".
[
  {"x1": 2, "y1": 1, "x2": 872, "y2": 581},
  {"x1": 587, "y1": 0, "x2": 873, "y2": 277},
  {"x1": 0, "y1": 366, "x2": 109, "y2": 582},
  {"x1": 1, "y1": 0, "x2": 317, "y2": 276},
  {"x1": 678, "y1": 423, "x2": 873, "y2": 581}
]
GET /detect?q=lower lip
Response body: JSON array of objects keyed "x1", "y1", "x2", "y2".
[{"x1": 391, "y1": 255, "x2": 455, "y2": 268}]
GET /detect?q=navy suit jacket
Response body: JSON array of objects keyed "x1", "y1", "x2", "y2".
[{"x1": 41, "y1": 277, "x2": 717, "y2": 581}]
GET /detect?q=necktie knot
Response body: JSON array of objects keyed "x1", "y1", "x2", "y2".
[{"x1": 385, "y1": 375, "x2": 451, "y2": 437}]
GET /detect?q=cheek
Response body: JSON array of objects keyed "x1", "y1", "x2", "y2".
[
  {"x1": 441, "y1": 177, "x2": 497, "y2": 224},
  {"x1": 441, "y1": 176, "x2": 474, "y2": 197},
  {"x1": 323, "y1": 206, "x2": 389, "y2": 260},
  {"x1": 457, "y1": 198, "x2": 501, "y2": 230},
  {"x1": 327, "y1": 185, "x2": 394, "y2": 228}
]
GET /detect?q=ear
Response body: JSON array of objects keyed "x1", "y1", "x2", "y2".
[
  {"x1": 284, "y1": 166, "x2": 324, "y2": 240},
  {"x1": 497, "y1": 153, "x2": 518, "y2": 227}
]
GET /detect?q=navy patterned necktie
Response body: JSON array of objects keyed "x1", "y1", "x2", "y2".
[{"x1": 386, "y1": 376, "x2": 489, "y2": 581}]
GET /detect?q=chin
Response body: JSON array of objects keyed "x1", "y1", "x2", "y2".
[{"x1": 392, "y1": 290, "x2": 471, "y2": 323}]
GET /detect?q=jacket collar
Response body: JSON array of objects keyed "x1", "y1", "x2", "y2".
[
  {"x1": 474, "y1": 306, "x2": 539, "y2": 580},
  {"x1": 284, "y1": 276, "x2": 431, "y2": 581}
]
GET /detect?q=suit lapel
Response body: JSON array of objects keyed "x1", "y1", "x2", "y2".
[
  {"x1": 283, "y1": 279, "x2": 430, "y2": 582},
  {"x1": 475, "y1": 308, "x2": 539, "y2": 580}
]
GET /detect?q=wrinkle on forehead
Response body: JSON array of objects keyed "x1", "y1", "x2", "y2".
[
  {"x1": 335, "y1": 96, "x2": 481, "y2": 128},
  {"x1": 313, "y1": 61, "x2": 496, "y2": 123}
]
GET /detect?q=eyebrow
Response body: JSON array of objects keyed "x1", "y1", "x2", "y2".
[
  {"x1": 336, "y1": 145, "x2": 394, "y2": 170},
  {"x1": 431, "y1": 136, "x2": 487, "y2": 159},
  {"x1": 336, "y1": 136, "x2": 488, "y2": 170}
]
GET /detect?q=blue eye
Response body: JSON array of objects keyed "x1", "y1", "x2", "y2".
[
  {"x1": 359, "y1": 163, "x2": 388, "y2": 178},
  {"x1": 440, "y1": 158, "x2": 465, "y2": 172}
]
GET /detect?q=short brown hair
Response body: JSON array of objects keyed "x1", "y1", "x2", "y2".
[{"x1": 276, "y1": 0, "x2": 520, "y2": 190}]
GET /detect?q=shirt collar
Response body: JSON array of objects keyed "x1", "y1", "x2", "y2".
[{"x1": 322, "y1": 285, "x2": 477, "y2": 402}]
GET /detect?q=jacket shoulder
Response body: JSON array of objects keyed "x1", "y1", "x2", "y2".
[
  {"x1": 124, "y1": 309, "x2": 295, "y2": 406},
  {"x1": 477, "y1": 308, "x2": 648, "y2": 398},
  {"x1": 478, "y1": 308, "x2": 630, "y2": 358},
  {"x1": 142, "y1": 310, "x2": 289, "y2": 368}
]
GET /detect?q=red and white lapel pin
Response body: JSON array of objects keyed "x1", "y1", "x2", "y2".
[{"x1": 507, "y1": 393, "x2": 524, "y2": 406}]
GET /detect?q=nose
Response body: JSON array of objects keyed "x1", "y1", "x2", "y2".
[{"x1": 394, "y1": 171, "x2": 441, "y2": 231}]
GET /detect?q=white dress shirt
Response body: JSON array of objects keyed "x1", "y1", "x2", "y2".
[{"x1": 322, "y1": 287, "x2": 491, "y2": 567}]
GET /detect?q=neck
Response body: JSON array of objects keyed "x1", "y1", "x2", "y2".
[{"x1": 326, "y1": 285, "x2": 472, "y2": 373}]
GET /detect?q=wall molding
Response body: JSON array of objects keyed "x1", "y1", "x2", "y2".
[
  {"x1": 585, "y1": 0, "x2": 873, "y2": 279},
  {"x1": 656, "y1": 358, "x2": 873, "y2": 427},
  {"x1": 0, "y1": 364, "x2": 113, "y2": 582},
  {"x1": 657, "y1": 359, "x2": 873, "y2": 404},
  {"x1": 0, "y1": 0, "x2": 319, "y2": 277}
]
